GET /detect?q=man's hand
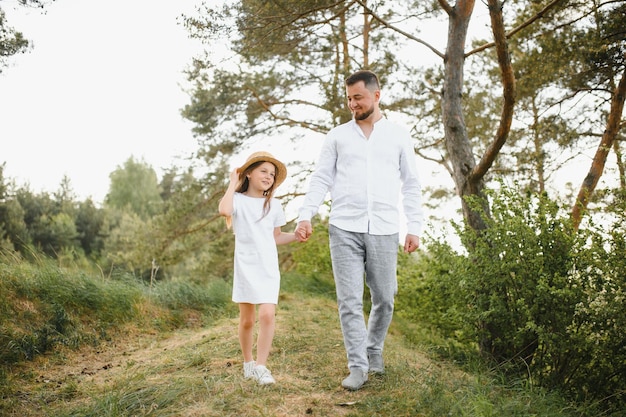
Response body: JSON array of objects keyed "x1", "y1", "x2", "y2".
[
  {"x1": 404, "y1": 234, "x2": 420, "y2": 253},
  {"x1": 295, "y1": 220, "x2": 313, "y2": 242}
]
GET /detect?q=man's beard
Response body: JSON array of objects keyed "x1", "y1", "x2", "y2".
[{"x1": 354, "y1": 106, "x2": 374, "y2": 121}]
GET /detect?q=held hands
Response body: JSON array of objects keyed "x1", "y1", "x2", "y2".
[
  {"x1": 404, "y1": 234, "x2": 420, "y2": 253},
  {"x1": 295, "y1": 220, "x2": 313, "y2": 242},
  {"x1": 295, "y1": 222, "x2": 419, "y2": 251}
]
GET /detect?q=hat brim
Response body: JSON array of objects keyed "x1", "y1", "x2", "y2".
[{"x1": 238, "y1": 154, "x2": 287, "y2": 189}]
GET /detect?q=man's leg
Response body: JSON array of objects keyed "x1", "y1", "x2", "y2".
[
  {"x1": 329, "y1": 225, "x2": 369, "y2": 373},
  {"x1": 364, "y1": 233, "x2": 398, "y2": 372}
]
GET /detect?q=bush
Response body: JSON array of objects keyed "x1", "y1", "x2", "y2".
[
  {"x1": 397, "y1": 185, "x2": 626, "y2": 413},
  {"x1": 0, "y1": 259, "x2": 144, "y2": 364},
  {"x1": 149, "y1": 279, "x2": 231, "y2": 312},
  {"x1": 290, "y1": 220, "x2": 335, "y2": 298}
]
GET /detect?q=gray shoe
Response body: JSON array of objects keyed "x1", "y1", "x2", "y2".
[
  {"x1": 341, "y1": 368, "x2": 368, "y2": 390},
  {"x1": 368, "y1": 353, "x2": 385, "y2": 374}
]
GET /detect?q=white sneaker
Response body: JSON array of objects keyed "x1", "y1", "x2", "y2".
[
  {"x1": 243, "y1": 361, "x2": 256, "y2": 379},
  {"x1": 252, "y1": 365, "x2": 276, "y2": 385}
]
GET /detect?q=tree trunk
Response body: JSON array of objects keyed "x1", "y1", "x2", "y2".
[
  {"x1": 441, "y1": 0, "x2": 518, "y2": 359},
  {"x1": 441, "y1": 0, "x2": 490, "y2": 232},
  {"x1": 614, "y1": 139, "x2": 625, "y2": 189},
  {"x1": 362, "y1": 0, "x2": 370, "y2": 68},
  {"x1": 572, "y1": 66, "x2": 626, "y2": 230}
]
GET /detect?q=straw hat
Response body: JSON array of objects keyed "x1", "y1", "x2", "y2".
[{"x1": 237, "y1": 151, "x2": 287, "y2": 189}]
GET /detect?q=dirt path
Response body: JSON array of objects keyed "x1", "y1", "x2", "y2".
[{"x1": 7, "y1": 293, "x2": 445, "y2": 417}]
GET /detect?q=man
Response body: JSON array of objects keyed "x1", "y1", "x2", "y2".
[{"x1": 296, "y1": 70, "x2": 424, "y2": 390}]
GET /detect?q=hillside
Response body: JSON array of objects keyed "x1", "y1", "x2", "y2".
[
  {"x1": 2, "y1": 278, "x2": 579, "y2": 417},
  {"x1": 4, "y1": 291, "x2": 480, "y2": 417}
]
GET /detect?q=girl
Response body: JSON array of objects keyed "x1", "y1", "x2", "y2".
[{"x1": 218, "y1": 151, "x2": 298, "y2": 385}]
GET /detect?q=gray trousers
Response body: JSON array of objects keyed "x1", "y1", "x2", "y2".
[{"x1": 329, "y1": 225, "x2": 398, "y2": 371}]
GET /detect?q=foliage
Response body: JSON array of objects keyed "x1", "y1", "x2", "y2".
[
  {"x1": 0, "y1": 8, "x2": 28, "y2": 73},
  {"x1": 74, "y1": 198, "x2": 106, "y2": 256},
  {"x1": 472, "y1": 0, "x2": 626, "y2": 196},
  {"x1": 181, "y1": 0, "x2": 430, "y2": 170},
  {"x1": 291, "y1": 219, "x2": 332, "y2": 276},
  {"x1": 0, "y1": 169, "x2": 106, "y2": 262},
  {"x1": 104, "y1": 157, "x2": 163, "y2": 220},
  {"x1": 0, "y1": 257, "x2": 141, "y2": 364},
  {"x1": 289, "y1": 219, "x2": 335, "y2": 298},
  {"x1": 0, "y1": 0, "x2": 52, "y2": 72},
  {"x1": 146, "y1": 164, "x2": 235, "y2": 282},
  {"x1": 397, "y1": 183, "x2": 626, "y2": 413},
  {"x1": 149, "y1": 278, "x2": 231, "y2": 312},
  {"x1": 1, "y1": 159, "x2": 236, "y2": 281},
  {"x1": 0, "y1": 255, "x2": 233, "y2": 368},
  {"x1": 396, "y1": 244, "x2": 474, "y2": 353},
  {"x1": 100, "y1": 209, "x2": 152, "y2": 274}
]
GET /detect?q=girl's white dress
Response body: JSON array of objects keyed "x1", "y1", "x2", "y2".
[{"x1": 231, "y1": 192, "x2": 286, "y2": 304}]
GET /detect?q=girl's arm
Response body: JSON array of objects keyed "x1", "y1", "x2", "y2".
[
  {"x1": 218, "y1": 168, "x2": 240, "y2": 217},
  {"x1": 274, "y1": 227, "x2": 298, "y2": 245}
]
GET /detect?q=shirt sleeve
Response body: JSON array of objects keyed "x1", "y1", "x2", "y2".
[
  {"x1": 297, "y1": 133, "x2": 337, "y2": 222},
  {"x1": 399, "y1": 134, "x2": 424, "y2": 236},
  {"x1": 272, "y1": 198, "x2": 287, "y2": 228}
]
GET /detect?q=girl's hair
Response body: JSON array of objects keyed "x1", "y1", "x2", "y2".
[{"x1": 225, "y1": 161, "x2": 276, "y2": 229}]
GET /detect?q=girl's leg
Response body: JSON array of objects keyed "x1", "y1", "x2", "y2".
[
  {"x1": 255, "y1": 303, "x2": 276, "y2": 366},
  {"x1": 238, "y1": 303, "x2": 256, "y2": 362}
]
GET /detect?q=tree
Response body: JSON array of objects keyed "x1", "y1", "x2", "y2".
[
  {"x1": 104, "y1": 157, "x2": 163, "y2": 220},
  {"x1": 0, "y1": 8, "x2": 28, "y2": 72},
  {"x1": 182, "y1": 0, "x2": 625, "y2": 363},
  {"x1": 182, "y1": 1, "x2": 410, "y2": 162},
  {"x1": 75, "y1": 198, "x2": 105, "y2": 257},
  {"x1": 185, "y1": 0, "x2": 625, "y2": 227},
  {"x1": 0, "y1": 163, "x2": 28, "y2": 253},
  {"x1": 0, "y1": 0, "x2": 50, "y2": 72}
]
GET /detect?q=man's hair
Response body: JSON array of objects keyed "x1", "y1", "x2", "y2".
[{"x1": 345, "y1": 70, "x2": 380, "y2": 91}]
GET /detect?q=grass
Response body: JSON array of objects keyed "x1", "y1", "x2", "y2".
[
  {"x1": 2, "y1": 298, "x2": 575, "y2": 415},
  {"x1": 1, "y1": 264, "x2": 585, "y2": 416}
]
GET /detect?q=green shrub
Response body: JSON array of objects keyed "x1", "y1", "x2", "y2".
[
  {"x1": 0, "y1": 259, "x2": 142, "y2": 364},
  {"x1": 292, "y1": 221, "x2": 332, "y2": 273},
  {"x1": 290, "y1": 220, "x2": 335, "y2": 298},
  {"x1": 397, "y1": 184, "x2": 626, "y2": 413},
  {"x1": 149, "y1": 279, "x2": 231, "y2": 313}
]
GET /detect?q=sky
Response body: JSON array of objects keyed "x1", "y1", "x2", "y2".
[{"x1": 1, "y1": 0, "x2": 205, "y2": 203}]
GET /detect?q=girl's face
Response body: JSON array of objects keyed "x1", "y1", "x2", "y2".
[{"x1": 246, "y1": 161, "x2": 277, "y2": 195}]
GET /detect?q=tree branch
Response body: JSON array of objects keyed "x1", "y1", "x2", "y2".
[
  {"x1": 466, "y1": 0, "x2": 565, "y2": 57},
  {"x1": 471, "y1": 0, "x2": 516, "y2": 182},
  {"x1": 353, "y1": 0, "x2": 445, "y2": 59},
  {"x1": 246, "y1": 86, "x2": 330, "y2": 133},
  {"x1": 572, "y1": 65, "x2": 626, "y2": 230},
  {"x1": 438, "y1": 0, "x2": 454, "y2": 15}
]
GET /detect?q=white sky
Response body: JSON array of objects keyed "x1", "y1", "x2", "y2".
[{"x1": 1, "y1": 0, "x2": 203, "y2": 203}]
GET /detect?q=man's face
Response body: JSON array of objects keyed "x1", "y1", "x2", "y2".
[{"x1": 346, "y1": 81, "x2": 379, "y2": 121}]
